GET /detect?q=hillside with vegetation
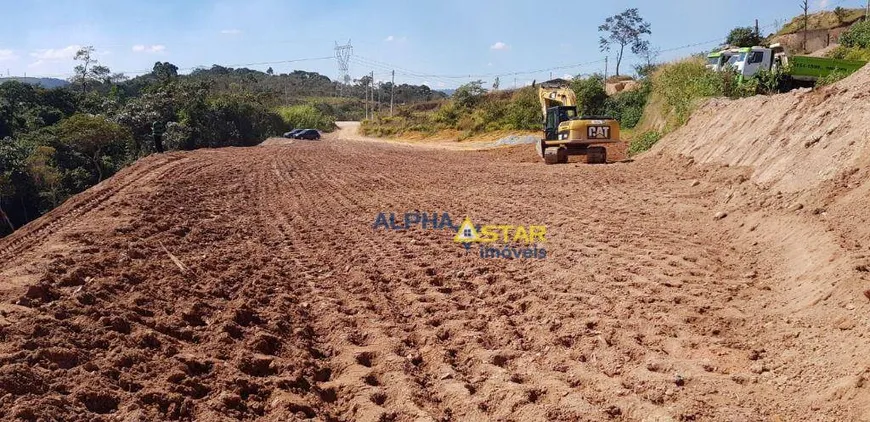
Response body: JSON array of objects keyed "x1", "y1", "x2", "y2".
[
  {"x1": 776, "y1": 7, "x2": 866, "y2": 35},
  {"x1": 360, "y1": 75, "x2": 650, "y2": 141},
  {"x1": 825, "y1": 18, "x2": 870, "y2": 61},
  {"x1": 0, "y1": 77, "x2": 70, "y2": 89},
  {"x1": 0, "y1": 48, "x2": 441, "y2": 236}
]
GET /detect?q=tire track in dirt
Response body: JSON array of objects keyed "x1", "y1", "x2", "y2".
[{"x1": 287, "y1": 147, "x2": 445, "y2": 420}]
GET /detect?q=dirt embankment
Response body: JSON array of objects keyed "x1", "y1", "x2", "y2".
[
  {"x1": 649, "y1": 64, "x2": 870, "y2": 245},
  {"x1": 0, "y1": 81, "x2": 868, "y2": 420},
  {"x1": 646, "y1": 65, "x2": 870, "y2": 421}
]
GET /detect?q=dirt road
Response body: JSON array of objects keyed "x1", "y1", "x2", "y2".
[{"x1": 0, "y1": 128, "x2": 867, "y2": 421}]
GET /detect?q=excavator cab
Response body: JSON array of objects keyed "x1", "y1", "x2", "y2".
[{"x1": 544, "y1": 106, "x2": 578, "y2": 140}]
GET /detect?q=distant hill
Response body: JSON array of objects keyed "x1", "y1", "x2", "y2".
[
  {"x1": 0, "y1": 77, "x2": 69, "y2": 89},
  {"x1": 439, "y1": 89, "x2": 456, "y2": 96}
]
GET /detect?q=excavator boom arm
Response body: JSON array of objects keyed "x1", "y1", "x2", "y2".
[{"x1": 538, "y1": 83, "x2": 577, "y2": 117}]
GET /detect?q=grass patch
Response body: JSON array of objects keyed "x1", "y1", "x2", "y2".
[
  {"x1": 649, "y1": 57, "x2": 753, "y2": 131},
  {"x1": 361, "y1": 87, "x2": 542, "y2": 139},
  {"x1": 826, "y1": 45, "x2": 870, "y2": 61},
  {"x1": 628, "y1": 131, "x2": 662, "y2": 156},
  {"x1": 275, "y1": 104, "x2": 336, "y2": 132}
]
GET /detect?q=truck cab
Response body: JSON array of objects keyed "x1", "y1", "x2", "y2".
[
  {"x1": 706, "y1": 48, "x2": 740, "y2": 72},
  {"x1": 727, "y1": 47, "x2": 775, "y2": 80}
]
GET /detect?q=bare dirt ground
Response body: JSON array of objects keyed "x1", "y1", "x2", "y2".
[{"x1": 0, "y1": 123, "x2": 867, "y2": 421}]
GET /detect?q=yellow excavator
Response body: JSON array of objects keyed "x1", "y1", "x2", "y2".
[{"x1": 535, "y1": 79, "x2": 620, "y2": 164}]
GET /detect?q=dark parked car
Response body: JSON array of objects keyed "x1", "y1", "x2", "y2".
[
  {"x1": 284, "y1": 129, "x2": 304, "y2": 138},
  {"x1": 295, "y1": 129, "x2": 321, "y2": 140}
]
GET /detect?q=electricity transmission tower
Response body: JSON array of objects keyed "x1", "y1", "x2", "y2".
[{"x1": 334, "y1": 40, "x2": 353, "y2": 96}]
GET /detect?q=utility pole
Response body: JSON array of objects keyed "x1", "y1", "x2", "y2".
[
  {"x1": 755, "y1": 19, "x2": 760, "y2": 39},
  {"x1": 604, "y1": 56, "x2": 609, "y2": 82},
  {"x1": 377, "y1": 80, "x2": 382, "y2": 115},
  {"x1": 866, "y1": 0, "x2": 869, "y2": 20},
  {"x1": 390, "y1": 70, "x2": 395, "y2": 117},
  {"x1": 801, "y1": 0, "x2": 809, "y2": 53},
  {"x1": 371, "y1": 71, "x2": 375, "y2": 119}
]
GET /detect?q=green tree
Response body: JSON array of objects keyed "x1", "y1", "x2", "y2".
[
  {"x1": 726, "y1": 27, "x2": 762, "y2": 47},
  {"x1": 598, "y1": 8, "x2": 652, "y2": 76},
  {"x1": 25, "y1": 145, "x2": 62, "y2": 207},
  {"x1": 505, "y1": 87, "x2": 540, "y2": 129},
  {"x1": 72, "y1": 46, "x2": 114, "y2": 92},
  {"x1": 0, "y1": 172, "x2": 15, "y2": 232},
  {"x1": 0, "y1": 81, "x2": 38, "y2": 137},
  {"x1": 453, "y1": 80, "x2": 487, "y2": 108},
  {"x1": 73, "y1": 46, "x2": 96, "y2": 93},
  {"x1": 0, "y1": 138, "x2": 29, "y2": 232},
  {"x1": 266, "y1": 67, "x2": 274, "y2": 76},
  {"x1": 56, "y1": 114, "x2": 129, "y2": 182},
  {"x1": 570, "y1": 75, "x2": 607, "y2": 115},
  {"x1": 152, "y1": 62, "x2": 179, "y2": 85},
  {"x1": 840, "y1": 19, "x2": 870, "y2": 49}
]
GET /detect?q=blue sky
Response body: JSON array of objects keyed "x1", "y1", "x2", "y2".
[{"x1": 0, "y1": 0, "x2": 863, "y2": 88}]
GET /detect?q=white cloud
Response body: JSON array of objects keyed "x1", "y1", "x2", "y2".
[
  {"x1": 490, "y1": 41, "x2": 509, "y2": 51},
  {"x1": 0, "y1": 49, "x2": 18, "y2": 61},
  {"x1": 816, "y1": 0, "x2": 830, "y2": 8},
  {"x1": 132, "y1": 44, "x2": 166, "y2": 53},
  {"x1": 562, "y1": 74, "x2": 574, "y2": 80},
  {"x1": 437, "y1": 82, "x2": 446, "y2": 88},
  {"x1": 384, "y1": 35, "x2": 407, "y2": 43},
  {"x1": 30, "y1": 45, "x2": 81, "y2": 60},
  {"x1": 487, "y1": 62, "x2": 493, "y2": 66},
  {"x1": 221, "y1": 29, "x2": 243, "y2": 35},
  {"x1": 28, "y1": 60, "x2": 44, "y2": 68}
]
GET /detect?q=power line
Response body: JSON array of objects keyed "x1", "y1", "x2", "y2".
[
  {"x1": 353, "y1": 54, "x2": 607, "y2": 89},
  {"x1": 351, "y1": 56, "x2": 455, "y2": 87},
  {"x1": 356, "y1": 54, "x2": 605, "y2": 80},
  {"x1": 22, "y1": 56, "x2": 334, "y2": 79}
]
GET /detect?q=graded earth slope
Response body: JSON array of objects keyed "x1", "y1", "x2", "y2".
[
  {"x1": 647, "y1": 65, "x2": 870, "y2": 420},
  {"x1": 0, "y1": 123, "x2": 867, "y2": 421},
  {"x1": 649, "y1": 65, "x2": 870, "y2": 193}
]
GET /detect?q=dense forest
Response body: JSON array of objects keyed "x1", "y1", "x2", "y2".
[{"x1": 0, "y1": 46, "x2": 444, "y2": 236}]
